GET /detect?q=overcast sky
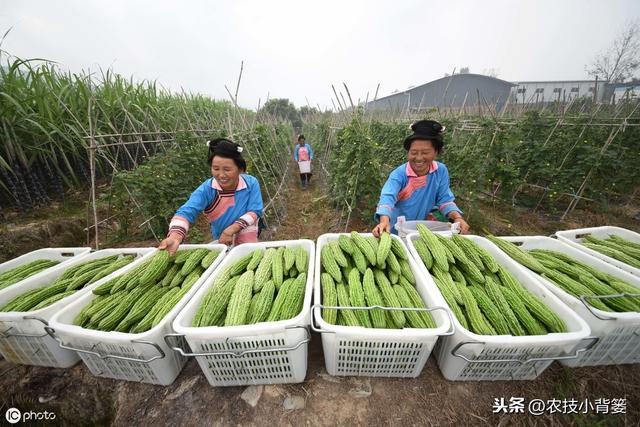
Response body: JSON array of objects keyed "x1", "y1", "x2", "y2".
[{"x1": 1, "y1": 0, "x2": 639, "y2": 110}]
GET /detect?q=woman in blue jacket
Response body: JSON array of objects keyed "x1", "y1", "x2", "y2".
[
  {"x1": 158, "y1": 138, "x2": 264, "y2": 254},
  {"x1": 372, "y1": 120, "x2": 469, "y2": 237}
]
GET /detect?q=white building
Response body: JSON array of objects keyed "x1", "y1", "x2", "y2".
[
  {"x1": 509, "y1": 80, "x2": 608, "y2": 103},
  {"x1": 612, "y1": 85, "x2": 640, "y2": 101}
]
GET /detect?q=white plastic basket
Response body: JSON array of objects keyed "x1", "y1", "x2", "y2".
[
  {"x1": 394, "y1": 218, "x2": 456, "y2": 239},
  {"x1": 298, "y1": 160, "x2": 311, "y2": 174},
  {"x1": 555, "y1": 226, "x2": 640, "y2": 277},
  {"x1": 171, "y1": 240, "x2": 315, "y2": 387},
  {"x1": 500, "y1": 235, "x2": 640, "y2": 367},
  {"x1": 0, "y1": 247, "x2": 91, "y2": 290},
  {"x1": 312, "y1": 233, "x2": 453, "y2": 378},
  {"x1": 47, "y1": 244, "x2": 227, "y2": 385},
  {"x1": 0, "y1": 247, "x2": 155, "y2": 368},
  {"x1": 405, "y1": 233, "x2": 592, "y2": 381}
]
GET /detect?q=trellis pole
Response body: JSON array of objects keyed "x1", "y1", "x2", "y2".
[{"x1": 88, "y1": 95, "x2": 100, "y2": 249}]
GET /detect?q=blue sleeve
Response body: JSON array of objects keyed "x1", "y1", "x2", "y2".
[
  {"x1": 374, "y1": 169, "x2": 404, "y2": 221},
  {"x1": 246, "y1": 179, "x2": 264, "y2": 218},
  {"x1": 293, "y1": 145, "x2": 299, "y2": 162},
  {"x1": 174, "y1": 180, "x2": 213, "y2": 224},
  {"x1": 435, "y1": 164, "x2": 463, "y2": 217},
  {"x1": 307, "y1": 144, "x2": 314, "y2": 160}
]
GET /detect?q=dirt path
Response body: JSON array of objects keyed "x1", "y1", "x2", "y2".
[
  {"x1": 1, "y1": 166, "x2": 639, "y2": 426},
  {"x1": 271, "y1": 171, "x2": 341, "y2": 240},
  {"x1": 267, "y1": 164, "x2": 370, "y2": 242}
]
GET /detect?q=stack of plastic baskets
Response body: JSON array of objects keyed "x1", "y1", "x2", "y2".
[
  {"x1": 0, "y1": 248, "x2": 153, "y2": 368},
  {"x1": 312, "y1": 233, "x2": 453, "y2": 378},
  {"x1": 171, "y1": 240, "x2": 315, "y2": 387},
  {"x1": 499, "y1": 235, "x2": 640, "y2": 367},
  {"x1": 405, "y1": 233, "x2": 591, "y2": 381},
  {"x1": 555, "y1": 226, "x2": 640, "y2": 277},
  {"x1": 47, "y1": 244, "x2": 226, "y2": 385}
]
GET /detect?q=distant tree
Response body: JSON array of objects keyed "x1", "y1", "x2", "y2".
[
  {"x1": 299, "y1": 106, "x2": 318, "y2": 116},
  {"x1": 459, "y1": 67, "x2": 470, "y2": 74},
  {"x1": 261, "y1": 98, "x2": 302, "y2": 129},
  {"x1": 586, "y1": 21, "x2": 640, "y2": 83},
  {"x1": 482, "y1": 68, "x2": 499, "y2": 78}
]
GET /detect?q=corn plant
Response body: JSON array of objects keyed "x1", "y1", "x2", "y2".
[{"x1": 0, "y1": 51, "x2": 232, "y2": 211}]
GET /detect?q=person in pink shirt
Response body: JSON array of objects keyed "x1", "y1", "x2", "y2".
[{"x1": 293, "y1": 135, "x2": 314, "y2": 189}]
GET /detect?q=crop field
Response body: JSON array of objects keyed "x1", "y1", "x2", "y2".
[{"x1": 1, "y1": 51, "x2": 640, "y2": 427}]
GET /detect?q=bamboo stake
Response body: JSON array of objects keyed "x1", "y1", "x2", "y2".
[
  {"x1": 343, "y1": 83, "x2": 355, "y2": 109},
  {"x1": 332, "y1": 85, "x2": 344, "y2": 111},
  {"x1": 88, "y1": 95, "x2": 100, "y2": 249}
]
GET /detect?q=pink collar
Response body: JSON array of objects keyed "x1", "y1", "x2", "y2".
[
  {"x1": 211, "y1": 175, "x2": 247, "y2": 191},
  {"x1": 405, "y1": 162, "x2": 438, "y2": 177}
]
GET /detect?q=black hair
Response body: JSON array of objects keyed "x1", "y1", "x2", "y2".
[
  {"x1": 297, "y1": 134, "x2": 305, "y2": 141},
  {"x1": 207, "y1": 138, "x2": 247, "y2": 171},
  {"x1": 403, "y1": 120, "x2": 445, "y2": 153}
]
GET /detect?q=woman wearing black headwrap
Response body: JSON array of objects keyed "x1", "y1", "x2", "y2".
[
  {"x1": 372, "y1": 120, "x2": 469, "y2": 237},
  {"x1": 158, "y1": 138, "x2": 264, "y2": 254}
]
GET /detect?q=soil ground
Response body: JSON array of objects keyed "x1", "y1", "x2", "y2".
[{"x1": 1, "y1": 168, "x2": 640, "y2": 426}]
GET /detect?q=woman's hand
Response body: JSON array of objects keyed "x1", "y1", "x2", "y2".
[
  {"x1": 452, "y1": 217, "x2": 470, "y2": 234},
  {"x1": 158, "y1": 235, "x2": 182, "y2": 256},
  {"x1": 220, "y1": 223, "x2": 242, "y2": 246},
  {"x1": 372, "y1": 216, "x2": 391, "y2": 237},
  {"x1": 219, "y1": 230, "x2": 235, "y2": 246}
]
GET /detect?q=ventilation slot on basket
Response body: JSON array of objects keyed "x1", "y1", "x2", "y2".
[
  {"x1": 78, "y1": 342, "x2": 159, "y2": 384},
  {"x1": 200, "y1": 338, "x2": 294, "y2": 385},
  {"x1": 0, "y1": 336, "x2": 58, "y2": 367},
  {"x1": 457, "y1": 346, "x2": 553, "y2": 381},
  {"x1": 571, "y1": 326, "x2": 640, "y2": 367},
  {"x1": 336, "y1": 340, "x2": 426, "y2": 377},
  {"x1": 171, "y1": 335, "x2": 189, "y2": 368}
]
